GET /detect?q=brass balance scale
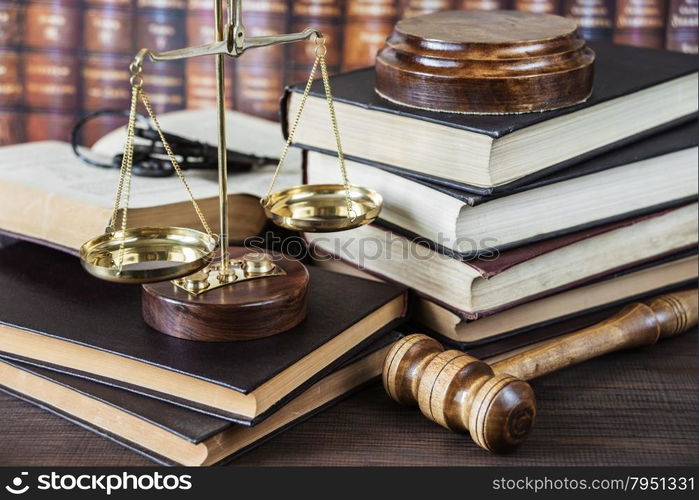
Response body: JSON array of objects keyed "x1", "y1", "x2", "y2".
[{"x1": 79, "y1": 0, "x2": 382, "y2": 342}]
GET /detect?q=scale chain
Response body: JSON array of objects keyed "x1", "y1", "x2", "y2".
[
  {"x1": 109, "y1": 66, "x2": 215, "y2": 273},
  {"x1": 264, "y1": 37, "x2": 356, "y2": 222}
]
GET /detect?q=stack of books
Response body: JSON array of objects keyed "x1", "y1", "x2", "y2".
[{"x1": 286, "y1": 41, "x2": 699, "y2": 349}]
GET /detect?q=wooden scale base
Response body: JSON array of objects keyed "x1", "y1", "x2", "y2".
[{"x1": 142, "y1": 247, "x2": 309, "y2": 342}]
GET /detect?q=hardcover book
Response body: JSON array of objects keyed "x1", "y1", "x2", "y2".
[
  {"x1": 613, "y1": 0, "x2": 667, "y2": 49},
  {"x1": 666, "y1": 0, "x2": 699, "y2": 54},
  {"x1": 313, "y1": 254, "x2": 698, "y2": 346},
  {"x1": 0, "y1": 333, "x2": 401, "y2": 466},
  {"x1": 305, "y1": 121, "x2": 698, "y2": 253},
  {"x1": 282, "y1": 42, "x2": 698, "y2": 192},
  {"x1": 305, "y1": 203, "x2": 698, "y2": 316},
  {"x1": 563, "y1": 0, "x2": 615, "y2": 40},
  {"x1": 0, "y1": 242, "x2": 408, "y2": 423}
]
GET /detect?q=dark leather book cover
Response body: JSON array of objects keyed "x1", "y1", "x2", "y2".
[
  {"x1": 666, "y1": 0, "x2": 699, "y2": 54},
  {"x1": 283, "y1": 41, "x2": 697, "y2": 193},
  {"x1": 0, "y1": 0, "x2": 23, "y2": 145},
  {"x1": 514, "y1": 0, "x2": 561, "y2": 14},
  {"x1": 614, "y1": 0, "x2": 668, "y2": 49},
  {"x1": 0, "y1": 332, "x2": 402, "y2": 466},
  {"x1": 342, "y1": 0, "x2": 398, "y2": 72},
  {"x1": 563, "y1": 0, "x2": 615, "y2": 41},
  {"x1": 0, "y1": 242, "x2": 408, "y2": 422}
]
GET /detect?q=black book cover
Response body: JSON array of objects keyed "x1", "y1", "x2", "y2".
[
  {"x1": 0, "y1": 332, "x2": 402, "y2": 466},
  {"x1": 286, "y1": 42, "x2": 698, "y2": 194},
  {"x1": 0, "y1": 242, "x2": 408, "y2": 423}
]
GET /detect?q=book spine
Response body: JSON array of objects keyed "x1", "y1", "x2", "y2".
[
  {"x1": 136, "y1": 0, "x2": 186, "y2": 114},
  {"x1": 81, "y1": 0, "x2": 134, "y2": 146},
  {"x1": 400, "y1": 0, "x2": 452, "y2": 18},
  {"x1": 613, "y1": 0, "x2": 668, "y2": 48},
  {"x1": 0, "y1": 0, "x2": 24, "y2": 145},
  {"x1": 23, "y1": 0, "x2": 82, "y2": 143},
  {"x1": 456, "y1": 1, "x2": 512, "y2": 9},
  {"x1": 513, "y1": 0, "x2": 562, "y2": 13},
  {"x1": 563, "y1": 0, "x2": 615, "y2": 40},
  {"x1": 290, "y1": 0, "x2": 344, "y2": 85},
  {"x1": 185, "y1": 1, "x2": 235, "y2": 110},
  {"x1": 665, "y1": 0, "x2": 698, "y2": 53},
  {"x1": 342, "y1": 0, "x2": 398, "y2": 72},
  {"x1": 234, "y1": 0, "x2": 289, "y2": 120}
]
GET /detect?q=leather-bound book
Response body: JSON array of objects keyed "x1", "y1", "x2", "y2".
[
  {"x1": 282, "y1": 42, "x2": 698, "y2": 191},
  {"x1": 0, "y1": 0, "x2": 23, "y2": 145},
  {"x1": 23, "y1": 0, "x2": 82, "y2": 143},
  {"x1": 563, "y1": 0, "x2": 615, "y2": 40},
  {"x1": 666, "y1": 0, "x2": 698, "y2": 54},
  {"x1": 0, "y1": 0, "x2": 23, "y2": 47},
  {"x1": 306, "y1": 203, "x2": 698, "y2": 317},
  {"x1": 614, "y1": 0, "x2": 668, "y2": 48},
  {"x1": 185, "y1": 0, "x2": 235, "y2": 110},
  {"x1": 457, "y1": 1, "x2": 512, "y2": 9},
  {"x1": 0, "y1": 242, "x2": 408, "y2": 423},
  {"x1": 401, "y1": 0, "x2": 452, "y2": 19},
  {"x1": 81, "y1": 54, "x2": 132, "y2": 145},
  {"x1": 81, "y1": 1, "x2": 135, "y2": 146},
  {"x1": 290, "y1": 0, "x2": 343, "y2": 84},
  {"x1": 24, "y1": 0, "x2": 82, "y2": 51},
  {"x1": 342, "y1": 0, "x2": 398, "y2": 72},
  {"x1": 234, "y1": 0, "x2": 287, "y2": 119},
  {"x1": 513, "y1": 0, "x2": 561, "y2": 13},
  {"x1": 0, "y1": 332, "x2": 401, "y2": 466},
  {"x1": 136, "y1": 0, "x2": 186, "y2": 113}
]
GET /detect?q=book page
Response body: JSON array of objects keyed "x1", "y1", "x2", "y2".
[
  {"x1": 92, "y1": 108, "x2": 303, "y2": 167},
  {"x1": 0, "y1": 140, "x2": 301, "y2": 209}
]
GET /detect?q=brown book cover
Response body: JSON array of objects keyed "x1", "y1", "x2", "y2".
[
  {"x1": 401, "y1": 0, "x2": 452, "y2": 19},
  {"x1": 563, "y1": 0, "x2": 615, "y2": 40},
  {"x1": 185, "y1": 0, "x2": 235, "y2": 110},
  {"x1": 23, "y1": 1, "x2": 82, "y2": 143},
  {"x1": 0, "y1": 0, "x2": 24, "y2": 145},
  {"x1": 136, "y1": 0, "x2": 186, "y2": 114},
  {"x1": 342, "y1": 0, "x2": 398, "y2": 72},
  {"x1": 0, "y1": 332, "x2": 402, "y2": 466},
  {"x1": 666, "y1": 0, "x2": 698, "y2": 54},
  {"x1": 290, "y1": 0, "x2": 344, "y2": 83},
  {"x1": 614, "y1": 0, "x2": 668, "y2": 48},
  {"x1": 514, "y1": 0, "x2": 561, "y2": 13},
  {"x1": 235, "y1": 0, "x2": 288, "y2": 120},
  {"x1": 80, "y1": 1, "x2": 135, "y2": 145},
  {"x1": 457, "y1": 1, "x2": 512, "y2": 9},
  {"x1": 0, "y1": 242, "x2": 408, "y2": 423}
]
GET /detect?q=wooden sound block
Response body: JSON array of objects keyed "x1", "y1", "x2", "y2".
[
  {"x1": 142, "y1": 247, "x2": 309, "y2": 342},
  {"x1": 375, "y1": 10, "x2": 595, "y2": 114}
]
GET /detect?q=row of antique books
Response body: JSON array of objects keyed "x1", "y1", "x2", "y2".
[{"x1": 0, "y1": 0, "x2": 697, "y2": 147}]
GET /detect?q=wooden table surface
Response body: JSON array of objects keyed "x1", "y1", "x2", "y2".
[{"x1": 1, "y1": 332, "x2": 697, "y2": 467}]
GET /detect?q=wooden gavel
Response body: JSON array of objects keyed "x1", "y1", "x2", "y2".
[{"x1": 383, "y1": 289, "x2": 698, "y2": 454}]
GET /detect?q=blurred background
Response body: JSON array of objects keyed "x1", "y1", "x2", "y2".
[{"x1": 0, "y1": 0, "x2": 695, "y2": 147}]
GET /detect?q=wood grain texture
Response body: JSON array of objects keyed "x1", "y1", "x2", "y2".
[
  {"x1": 375, "y1": 10, "x2": 595, "y2": 113},
  {"x1": 1, "y1": 333, "x2": 696, "y2": 466},
  {"x1": 142, "y1": 248, "x2": 309, "y2": 342}
]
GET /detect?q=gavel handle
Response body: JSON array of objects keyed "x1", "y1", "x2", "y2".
[{"x1": 490, "y1": 289, "x2": 698, "y2": 381}]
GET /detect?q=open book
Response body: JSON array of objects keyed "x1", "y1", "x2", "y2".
[{"x1": 0, "y1": 109, "x2": 302, "y2": 252}]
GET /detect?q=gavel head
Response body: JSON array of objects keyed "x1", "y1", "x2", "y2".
[{"x1": 383, "y1": 334, "x2": 536, "y2": 454}]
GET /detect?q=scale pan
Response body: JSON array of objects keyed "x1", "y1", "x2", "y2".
[
  {"x1": 80, "y1": 226, "x2": 217, "y2": 284},
  {"x1": 264, "y1": 184, "x2": 382, "y2": 232}
]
